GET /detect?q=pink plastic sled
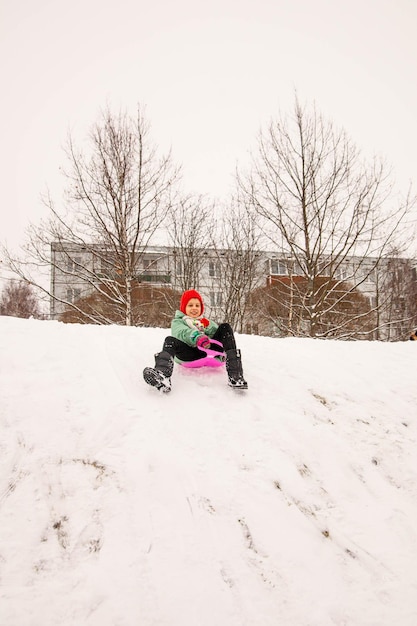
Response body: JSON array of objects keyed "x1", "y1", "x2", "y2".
[{"x1": 180, "y1": 339, "x2": 226, "y2": 368}]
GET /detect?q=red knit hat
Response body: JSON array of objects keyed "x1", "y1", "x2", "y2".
[{"x1": 179, "y1": 289, "x2": 204, "y2": 314}]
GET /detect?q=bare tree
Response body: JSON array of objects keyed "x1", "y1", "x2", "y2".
[
  {"x1": 59, "y1": 283, "x2": 181, "y2": 327},
  {"x1": 374, "y1": 255, "x2": 417, "y2": 340},
  {"x1": 210, "y1": 200, "x2": 265, "y2": 332},
  {"x1": 249, "y1": 277, "x2": 376, "y2": 339},
  {"x1": 0, "y1": 280, "x2": 43, "y2": 319},
  {"x1": 167, "y1": 195, "x2": 215, "y2": 291},
  {"x1": 2, "y1": 105, "x2": 181, "y2": 325},
  {"x1": 237, "y1": 97, "x2": 416, "y2": 338}
]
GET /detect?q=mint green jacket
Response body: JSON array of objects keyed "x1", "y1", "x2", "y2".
[{"x1": 171, "y1": 310, "x2": 218, "y2": 347}]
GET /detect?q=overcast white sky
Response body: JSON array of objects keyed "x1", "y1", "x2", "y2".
[{"x1": 1, "y1": 0, "x2": 416, "y2": 253}]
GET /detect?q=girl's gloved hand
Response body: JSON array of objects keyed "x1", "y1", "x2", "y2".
[{"x1": 196, "y1": 334, "x2": 211, "y2": 349}]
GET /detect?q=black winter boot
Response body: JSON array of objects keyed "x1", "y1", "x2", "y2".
[
  {"x1": 143, "y1": 351, "x2": 174, "y2": 393},
  {"x1": 226, "y1": 349, "x2": 248, "y2": 389}
]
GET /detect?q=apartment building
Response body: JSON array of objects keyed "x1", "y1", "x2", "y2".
[
  {"x1": 50, "y1": 243, "x2": 229, "y2": 320},
  {"x1": 50, "y1": 242, "x2": 416, "y2": 338}
]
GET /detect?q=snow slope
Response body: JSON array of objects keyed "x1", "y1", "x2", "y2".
[{"x1": 1, "y1": 316, "x2": 417, "y2": 626}]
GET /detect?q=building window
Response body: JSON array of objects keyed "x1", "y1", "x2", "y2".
[
  {"x1": 271, "y1": 258, "x2": 303, "y2": 276},
  {"x1": 66, "y1": 256, "x2": 81, "y2": 273},
  {"x1": 367, "y1": 270, "x2": 376, "y2": 283},
  {"x1": 98, "y1": 256, "x2": 114, "y2": 276},
  {"x1": 209, "y1": 261, "x2": 220, "y2": 278},
  {"x1": 66, "y1": 288, "x2": 81, "y2": 303},
  {"x1": 334, "y1": 266, "x2": 348, "y2": 281},
  {"x1": 270, "y1": 259, "x2": 287, "y2": 275},
  {"x1": 210, "y1": 292, "x2": 222, "y2": 307},
  {"x1": 144, "y1": 258, "x2": 158, "y2": 271},
  {"x1": 176, "y1": 260, "x2": 183, "y2": 276}
]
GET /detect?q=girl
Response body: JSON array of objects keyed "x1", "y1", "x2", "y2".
[{"x1": 143, "y1": 289, "x2": 248, "y2": 392}]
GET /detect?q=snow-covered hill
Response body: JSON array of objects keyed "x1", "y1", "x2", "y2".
[{"x1": 1, "y1": 316, "x2": 417, "y2": 626}]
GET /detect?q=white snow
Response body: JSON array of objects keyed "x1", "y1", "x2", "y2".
[{"x1": 1, "y1": 316, "x2": 417, "y2": 626}]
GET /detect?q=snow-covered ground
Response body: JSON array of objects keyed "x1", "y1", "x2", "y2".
[{"x1": 1, "y1": 316, "x2": 417, "y2": 626}]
